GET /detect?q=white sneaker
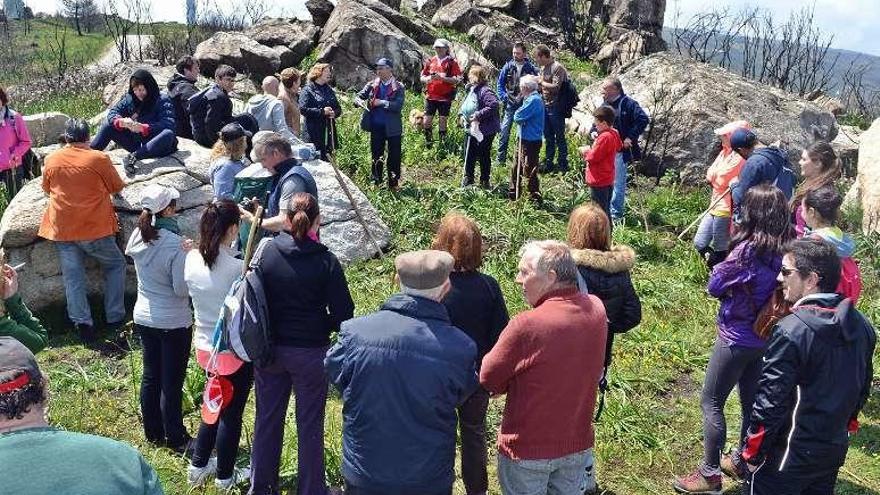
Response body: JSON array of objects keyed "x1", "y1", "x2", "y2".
[
  {"x1": 186, "y1": 457, "x2": 217, "y2": 487},
  {"x1": 214, "y1": 466, "x2": 251, "y2": 492}
]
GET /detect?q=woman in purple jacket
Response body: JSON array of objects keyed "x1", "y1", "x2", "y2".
[
  {"x1": 459, "y1": 64, "x2": 500, "y2": 189},
  {"x1": 674, "y1": 184, "x2": 793, "y2": 494}
]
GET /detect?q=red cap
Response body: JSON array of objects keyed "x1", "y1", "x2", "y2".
[{"x1": 201, "y1": 375, "x2": 234, "y2": 425}]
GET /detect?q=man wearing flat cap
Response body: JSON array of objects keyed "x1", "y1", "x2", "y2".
[
  {"x1": 356, "y1": 57, "x2": 405, "y2": 189},
  {"x1": 0, "y1": 336, "x2": 164, "y2": 494},
  {"x1": 325, "y1": 250, "x2": 478, "y2": 495}
]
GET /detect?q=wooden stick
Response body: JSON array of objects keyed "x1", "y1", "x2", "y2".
[
  {"x1": 242, "y1": 205, "x2": 265, "y2": 275},
  {"x1": 677, "y1": 187, "x2": 731, "y2": 240}
]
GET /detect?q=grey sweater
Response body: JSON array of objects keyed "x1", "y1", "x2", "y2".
[
  {"x1": 125, "y1": 227, "x2": 193, "y2": 329},
  {"x1": 245, "y1": 94, "x2": 297, "y2": 145}
]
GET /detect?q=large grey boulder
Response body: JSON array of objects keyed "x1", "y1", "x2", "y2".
[
  {"x1": 245, "y1": 18, "x2": 321, "y2": 49},
  {"x1": 316, "y1": 0, "x2": 424, "y2": 90},
  {"x1": 0, "y1": 138, "x2": 391, "y2": 312},
  {"x1": 357, "y1": 0, "x2": 436, "y2": 45},
  {"x1": 468, "y1": 24, "x2": 511, "y2": 67},
  {"x1": 306, "y1": 0, "x2": 335, "y2": 27},
  {"x1": 22, "y1": 112, "x2": 70, "y2": 148},
  {"x1": 475, "y1": 0, "x2": 527, "y2": 20},
  {"x1": 857, "y1": 119, "x2": 880, "y2": 233},
  {"x1": 831, "y1": 125, "x2": 862, "y2": 178},
  {"x1": 449, "y1": 41, "x2": 498, "y2": 80},
  {"x1": 194, "y1": 32, "x2": 281, "y2": 80},
  {"x1": 418, "y1": 0, "x2": 454, "y2": 18},
  {"x1": 595, "y1": 0, "x2": 667, "y2": 72},
  {"x1": 432, "y1": 0, "x2": 487, "y2": 31},
  {"x1": 570, "y1": 52, "x2": 839, "y2": 181}
]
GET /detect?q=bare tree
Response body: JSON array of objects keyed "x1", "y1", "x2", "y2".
[
  {"x1": 556, "y1": 0, "x2": 604, "y2": 58},
  {"x1": 60, "y1": 0, "x2": 99, "y2": 35}
]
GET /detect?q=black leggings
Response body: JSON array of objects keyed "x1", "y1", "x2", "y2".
[
  {"x1": 464, "y1": 133, "x2": 496, "y2": 184},
  {"x1": 138, "y1": 325, "x2": 192, "y2": 447},
  {"x1": 701, "y1": 337, "x2": 764, "y2": 469}
]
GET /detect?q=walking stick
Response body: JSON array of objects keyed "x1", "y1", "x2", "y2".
[
  {"x1": 514, "y1": 134, "x2": 524, "y2": 200},
  {"x1": 677, "y1": 187, "x2": 731, "y2": 240},
  {"x1": 461, "y1": 118, "x2": 473, "y2": 186},
  {"x1": 326, "y1": 117, "x2": 385, "y2": 258},
  {"x1": 242, "y1": 205, "x2": 265, "y2": 274}
]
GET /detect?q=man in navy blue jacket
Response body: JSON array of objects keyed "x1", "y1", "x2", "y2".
[
  {"x1": 325, "y1": 250, "x2": 478, "y2": 495},
  {"x1": 729, "y1": 128, "x2": 794, "y2": 220},
  {"x1": 596, "y1": 77, "x2": 649, "y2": 221},
  {"x1": 496, "y1": 42, "x2": 538, "y2": 167},
  {"x1": 356, "y1": 57, "x2": 405, "y2": 189}
]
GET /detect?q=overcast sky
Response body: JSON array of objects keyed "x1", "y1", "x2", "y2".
[{"x1": 22, "y1": 0, "x2": 880, "y2": 56}]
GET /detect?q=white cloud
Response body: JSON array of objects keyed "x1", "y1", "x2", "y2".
[{"x1": 25, "y1": 0, "x2": 309, "y2": 23}]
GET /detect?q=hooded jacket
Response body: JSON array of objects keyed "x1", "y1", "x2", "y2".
[
  {"x1": 259, "y1": 233, "x2": 353, "y2": 347},
  {"x1": 166, "y1": 73, "x2": 199, "y2": 139},
  {"x1": 741, "y1": 294, "x2": 876, "y2": 474},
  {"x1": 731, "y1": 146, "x2": 794, "y2": 210},
  {"x1": 0, "y1": 106, "x2": 31, "y2": 172},
  {"x1": 108, "y1": 69, "x2": 177, "y2": 141},
  {"x1": 807, "y1": 227, "x2": 862, "y2": 303},
  {"x1": 583, "y1": 127, "x2": 623, "y2": 187},
  {"x1": 325, "y1": 294, "x2": 478, "y2": 493},
  {"x1": 245, "y1": 93, "x2": 297, "y2": 144},
  {"x1": 125, "y1": 226, "x2": 192, "y2": 330},
  {"x1": 572, "y1": 245, "x2": 641, "y2": 334},
  {"x1": 189, "y1": 84, "x2": 232, "y2": 147}
]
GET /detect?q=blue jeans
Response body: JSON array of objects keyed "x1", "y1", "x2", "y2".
[
  {"x1": 693, "y1": 214, "x2": 732, "y2": 253},
  {"x1": 496, "y1": 102, "x2": 517, "y2": 164},
  {"x1": 498, "y1": 449, "x2": 595, "y2": 495},
  {"x1": 542, "y1": 105, "x2": 568, "y2": 171},
  {"x1": 55, "y1": 235, "x2": 127, "y2": 326},
  {"x1": 610, "y1": 153, "x2": 627, "y2": 219},
  {"x1": 91, "y1": 124, "x2": 178, "y2": 159}
]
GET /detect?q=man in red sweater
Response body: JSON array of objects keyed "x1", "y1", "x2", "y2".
[
  {"x1": 580, "y1": 105, "x2": 622, "y2": 222},
  {"x1": 481, "y1": 240, "x2": 608, "y2": 495}
]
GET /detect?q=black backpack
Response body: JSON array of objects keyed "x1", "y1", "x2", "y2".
[{"x1": 559, "y1": 77, "x2": 580, "y2": 119}]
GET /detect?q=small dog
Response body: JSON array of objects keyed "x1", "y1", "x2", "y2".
[{"x1": 408, "y1": 108, "x2": 425, "y2": 131}]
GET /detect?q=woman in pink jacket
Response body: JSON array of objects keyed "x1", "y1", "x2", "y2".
[{"x1": 0, "y1": 86, "x2": 32, "y2": 196}]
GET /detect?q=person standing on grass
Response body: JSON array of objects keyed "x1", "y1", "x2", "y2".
[
  {"x1": 729, "y1": 238, "x2": 876, "y2": 495},
  {"x1": 729, "y1": 128, "x2": 794, "y2": 220},
  {"x1": 125, "y1": 184, "x2": 195, "y2": 456},
  {"x1": 510, "y1": 75, "x2": 544, "y2": 201},
  {"x1": 432, "y1": 213, "x2": 509, "y2": 495},
  {"x1": 91, "y1": 69, "x2": 179, "y2": 175},
  {"x1": 674, "y1": 184, "x2": 793, "y2": 495},
  {"x1": 459, "y1": 64, "x2": 500, "y2": 189},
  {"x1": 38, "y1": 119, "x2": 127, "y2": 344},
  {"x1": 246, "y1": 76, "x2": 298, "y2": 145},
  {"x1": 579, "y1": 105, "x2": 622, "y2": 221},
  {"x1": 356, "y1": 57, "x2": 405, "y2": 189},
  {"x1": 596, "y1": 76, "x2": 649, "y2": 222},
  {"x1": 802, "y1": 185, "x2": 862, "y2": 303},
  {"x1": 299, "y1": 63, "x2": 343, "y2": 161},
  {"x1": 533, "y1": 44, "x2": 569, "y2": 174},
  {"x1": 209, "y1": 123, "x2": 251, "y2": 200},
  {"x1": 0, "y1": 263, "x2": 48, "y2": 354},
  {"x1": 496, "y1": 42, "x2": 538, "y2": 168},
  {"x1": 0, "y1": 84, "x2": 32, "y2": 195},
  {"x1": 189, "y1": 65, "x2": 259, "y2": 149},
  {"x1": 250, "y1": 192, "x2": 354, "y2": 495},
  {"x1": 693, "y1": 121, "x2": 750, "y2": 269},
  {"x1": 184, "y1": 200, "x2": 252, "y2": 490},
  {"x1": 481, "y1": 240, "x2": 607, "y2": 495},
  {"x1": 278, "y1": 67, "x2": 303, "y2": 137},
  {"x1": 0, "y1": 337, "x2": 165, "y2": 495},
  {"x1": 791, "y1": 141, "x2": 841, "y2": 237},
  {"x1": 325, "y1": 250, "x2": 478, "y2": 495},
  {"x1": 420, "y1": 38, "x2": 463, "y2": 149},
  {"x1": 166, "y1": 55, "x2": 201, "y2": 140}
]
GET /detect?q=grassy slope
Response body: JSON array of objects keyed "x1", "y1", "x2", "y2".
[{"x1": 26, "y1": 90, "x2": 880, "y2": 495}]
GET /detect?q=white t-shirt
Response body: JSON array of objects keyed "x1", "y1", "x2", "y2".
[{"x1": 184, "y1": 247, "x2": 243, "y2": 351}]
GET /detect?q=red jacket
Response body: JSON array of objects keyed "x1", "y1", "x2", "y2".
[
  {"x1": 421, "y1": 56, "x2": 462, "y2": 102},
  {"x1": 582, "y1": 128, "x2": 622, "y2": 187},
  {"x1": 481, "y1": 287, "x2": 607, "y2": 460}
]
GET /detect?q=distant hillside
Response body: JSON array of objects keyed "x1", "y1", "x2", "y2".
[{"x1": 662, "y1": 27, "x2": 880, "y2": 97}]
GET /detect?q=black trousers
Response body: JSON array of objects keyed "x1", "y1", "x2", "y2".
[
  {"x1": 464, "y1": 133, "x2": 495, "y2": 185},
  {"x1": 750, "y1": 463, "x2": 838, "y2": 495},
  {"x1": 590, "y1": 186, "x2": 613, "y2": 224},
  {"x1": 370, "y1": 128, "x2": 402, "y2": 187},
  {"x1": 458, "y1": 386, "x2": 490, "y2": 495},
  {"x1": 138, "y1": 325, "x2": 192, "y2": 447},
  {"x1": 191, "y1": 363, "x2": 254, "y2": 479}
]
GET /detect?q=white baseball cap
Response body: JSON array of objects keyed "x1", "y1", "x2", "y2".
[
  {"x1": 140, "y1": 184, "x2": 180, "y2": 213},
  {"x1": 433, "y1": 38, "x2": 451, "y2": 49}
]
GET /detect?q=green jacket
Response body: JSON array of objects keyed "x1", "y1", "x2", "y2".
[{"x1": 0, "y1": 294, "x2": 48, "y2": 353}]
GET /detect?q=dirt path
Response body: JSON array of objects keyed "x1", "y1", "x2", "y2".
[{"x1": 93, "y1": 34, "x2": 154, "y2": 68}]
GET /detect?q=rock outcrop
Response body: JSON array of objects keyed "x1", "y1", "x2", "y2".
[
  {"x1": 244, "y1": 18, "x2": 321, "y2": 68},
  {"x1": 316, "y1": 0, "x2": 424, "y2": 90},
  {"x1": 357, "y1": 0, "x2": 436, "y2": 45},
  {"x1": 194, "y1": 32, "x2": 281, "y2": 81},
  {"x1": 595, "y1": 0, "x2": 667, "y2": 72},
  {"x1": 570, "y1": 52, "x2": 839, "y2": 181},
  {"x1": 432, "y1": 0, "x2": 486, "y2": 31},
  {"x1": 306, "y1": 0, "x2": 335, "y2": 27},
  {"x1": 22, "y1": 112, "x2": 70, "y2": 148},
  {"x1": 857, "y1": 119, "x2": 880, "y2": 233},
  {"x1": 0, "y1": 138, "x2": 391, "y2": 311},
  {"x1": 449, "y1": 41, "x2": 498, "y2": 80}
]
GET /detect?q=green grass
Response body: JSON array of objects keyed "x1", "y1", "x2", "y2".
[{"x1": 14, "y1": 90, "x2": 880, "y2": 494}]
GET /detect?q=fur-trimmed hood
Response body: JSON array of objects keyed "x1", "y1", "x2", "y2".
[{"x1": 571, "y1": 245, "x2": 636, "y2": 274}]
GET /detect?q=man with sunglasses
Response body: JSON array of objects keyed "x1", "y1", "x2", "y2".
[{"x1": 731, "y1": 238, "x2": 875, "y2": 494}]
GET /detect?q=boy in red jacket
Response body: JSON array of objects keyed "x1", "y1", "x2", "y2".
[{"x1": 580, "y1": 106, "x2": 622, "y2": 221}]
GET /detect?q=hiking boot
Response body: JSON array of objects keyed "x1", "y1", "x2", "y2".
[
  {"x1": 187, "y1": 457, "x2": 217, "y2": 487},
  {"x1": 673, "y1": 470, "x2": 722, "y2": 494},
  {"x1": 480, "y1": 179, "x2": 490, "y2": 190},
  {"x1": 721, "y1": 451, "x2": 746, "y2": 481},
  {"x1": 424, "y1": 129, "x2": 434, "y2": 148},
  {"x1": 76, "y1": 323, "x2": 98, "y2": 344},
  {"x1": 461, "y1": 177, "x2": 474, "y2": 188},
  {"x1": 123, "y1": 153, "x2": 139, "y2": 176},
  {"x1": 214, "y1": 466, "x2": 251, "y2": 492},
  {"x1": 168, "y1": 435, "x2": 196, "y2": 459}
]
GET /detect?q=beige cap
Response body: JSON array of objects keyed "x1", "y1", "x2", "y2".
[{"x1": 395, "y1": 250, "x2": 454, "y2": 290}]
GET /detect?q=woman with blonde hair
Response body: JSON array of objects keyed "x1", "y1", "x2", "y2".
[
  {"x1": 458, "y1": 65, "x2": 500, "y2": 188},
  {"x1": 299, "y1": 63, "x2": 342, "y2": 160},
  {"x1": 432, "y1": 212, "x2": 508, "y2": 495},
  {"x1": 208, "y1": 122, "x2": 250, "y2": 199}
]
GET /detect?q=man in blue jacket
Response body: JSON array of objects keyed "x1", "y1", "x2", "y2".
[
  {"x1": 325, "y1": 250, "x2": 478, "y2": 495},
  {"x1": 496, "y1": 42, "x2": 538, "y2": 167},
  {"x1": 729, "y1": 128, "x2": 794, "y2": 220},
  {"x1": 90, "y1": 68, "x2": 178, "y2": 175},
  {"x1": 597, "y1": 77, "x2": 649, "y2": 221},
  {"x1": 356, "y1": 58, "x2": 405, "y2": 189}
]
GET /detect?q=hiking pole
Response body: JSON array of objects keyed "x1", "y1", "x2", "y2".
[
  {"x1": 461, "y1": 118, "x2": 472, "y2": 186},
  {"x1": 242, "y1": 205, "x2": 265, "y2": 274},
  {"x1": 515, "y1": 134, "x2": 523, "y2": 200},
  {"x1": 326, "y1": 117, "x2": 385, "y2": 258},
  {"x1": 677, "y1": 186, "x2": 731, "y2": 241}
]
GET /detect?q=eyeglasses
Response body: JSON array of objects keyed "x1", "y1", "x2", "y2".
[{"x1": 780, "y1": 266, "x2": 799, "y2": 277}]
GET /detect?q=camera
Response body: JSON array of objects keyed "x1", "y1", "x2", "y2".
[{"x1": 240, "y1": 197, "x2": 260, "y2": 213}]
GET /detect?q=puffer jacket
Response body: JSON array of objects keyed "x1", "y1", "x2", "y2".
[
  {"x1": 572, "y1": 246, "x2": 641, "y2": 334},
  {"x1": 166, "y1": 73, "x2": 199, "y2": 139},
  {"x1": 108, "y1": 69, "x2": 177, "y2": 140},
  {"x1": 731, "y1": 146, "x2": 795, "y2": 211},
  {"x1": 741, "y1": 294, "x2": 876, "y2": 474},
  {"x1": 325, "y1": 294, "x2": 478, "y2": 494},
  {"x1": 0, "y1": 107, "x2": 31, "y2": 172}
]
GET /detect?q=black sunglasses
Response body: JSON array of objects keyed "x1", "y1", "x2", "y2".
[{"x1": 780, "y1": 266, "x2": 799, "y2": 277}]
